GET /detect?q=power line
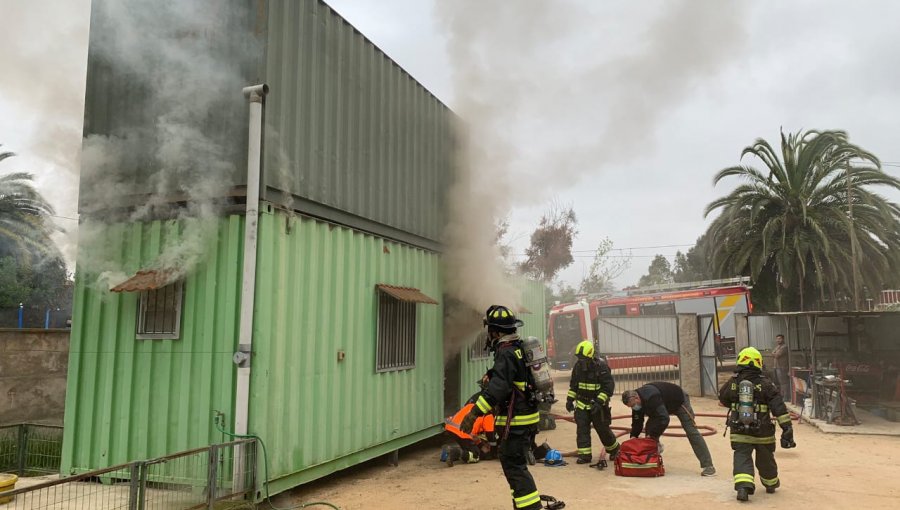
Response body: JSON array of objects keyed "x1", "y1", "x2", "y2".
[
  {"x1": 512, "y1": 253, "x2": 681, "y2": 259},
  {"x1": 572, "y1": 243, "x2": 695, "y2": 253},
  {"x1": 50, "y1": 214, "x2": 79, "y2": 222}
]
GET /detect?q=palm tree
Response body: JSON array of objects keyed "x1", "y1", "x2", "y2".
[
  {"x1": 0, "y1": 145, "x2": 61, "y2": 259},
  {"x1": 704, "y1": 130, "x2": 900, "y2": 311}
]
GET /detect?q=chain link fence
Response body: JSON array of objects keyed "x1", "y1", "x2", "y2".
[{"x1": 0, "y1": 438, "x2": 256, "y2": 510}]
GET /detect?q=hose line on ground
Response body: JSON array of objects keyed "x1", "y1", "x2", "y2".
[{"x1": 213, "y1": 414, "x2": 341, "y2": 510}]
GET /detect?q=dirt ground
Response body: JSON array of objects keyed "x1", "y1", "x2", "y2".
[{"x1": 279, "y1": 372, "x2": 900, "y2": 510}]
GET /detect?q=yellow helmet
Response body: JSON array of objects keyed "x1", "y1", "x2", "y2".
[
  {"x1": 737, "y1": 347, "x2": 763, "y2": 369},
  {"x1": 575, "y1": 340, "x2": 594, "y2": 358}
]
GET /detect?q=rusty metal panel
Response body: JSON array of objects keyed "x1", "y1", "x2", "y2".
[
  {"x1": 249, "y1": 208, "x2": 444, "y2": 490},
  {"x1": 376, "y1": 284, "x2": 439, "y2": 305},
  {"x1": 60, "y1": 216, "x2": 245, "y2": 474},
  {"x1": 261, "y1": 0, "x2": 455, "y2": 247},
  {"x1": 109, "y1": 269, "x2": 178, "y2": 292}
]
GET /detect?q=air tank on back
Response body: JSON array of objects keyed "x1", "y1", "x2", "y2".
[{"x1": 523, "y1": 336, "x2": 555, "y2": 402}]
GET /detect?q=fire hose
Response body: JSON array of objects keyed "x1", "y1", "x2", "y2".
[{"x1": 549, "y1": 410, "x2": 801, "y2": 457}]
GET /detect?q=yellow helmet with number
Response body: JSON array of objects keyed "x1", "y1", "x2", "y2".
[
  {"x1": 737, "y1": 347, "x2": 763, "y2": 369},
  {"x1": 575, "y1": 340, "x2": 594, "y2": 359}
]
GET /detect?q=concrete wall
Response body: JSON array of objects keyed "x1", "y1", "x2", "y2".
[
  {"x1": 677, "y1": 314, "x2": 702, "y2": 397},
  {"x1": 0, "y1": 329, "x2": 69, "y2": 425}
]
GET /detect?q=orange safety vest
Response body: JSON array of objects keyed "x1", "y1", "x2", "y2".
[{"x1": 445, "y1": 403, "x2": 495, "y2": 440}]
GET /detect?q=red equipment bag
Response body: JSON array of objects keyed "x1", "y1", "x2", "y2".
[{"x1": 614, "y1": 438, "x2": 665, "y2": 477}]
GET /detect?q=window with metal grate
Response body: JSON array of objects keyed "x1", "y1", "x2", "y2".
[
  {"x1": 376, "y1": 290, "x2": 417, "y2": 372},
  {"x1": 136, "y1": 281, "x2": 184, "y2": 340}
]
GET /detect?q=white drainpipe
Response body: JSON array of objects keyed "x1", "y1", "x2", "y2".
[{"x1": 234, "y1": 83, "x2": 268, "y2": 493}]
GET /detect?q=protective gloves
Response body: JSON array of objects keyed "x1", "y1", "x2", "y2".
[{"x1": 780, "y1": 425, "x2": 796, "y2": 448}]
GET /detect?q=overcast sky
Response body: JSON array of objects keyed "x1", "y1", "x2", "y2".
[{"x1": 3, "y1": 0, "x2": 900, "y2": 288}]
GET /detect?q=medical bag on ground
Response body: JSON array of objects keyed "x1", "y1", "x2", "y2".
[{"x1": 613, "y1": 437, "x2": 665, "y2": 477}]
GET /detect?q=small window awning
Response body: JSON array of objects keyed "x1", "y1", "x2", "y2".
[
  {"x1": 376, "y1": 284, "x2": 439, "y2": 305},
  {"x1": 110, "y1": 269, "x2": 179, "y2": 293},
  {"x1": 516, "y1": 305, "x2": 533, "y2": 314}
]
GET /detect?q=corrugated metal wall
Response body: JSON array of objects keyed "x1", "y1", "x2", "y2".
[
  {"x1": 61, "y1": 216, "x2": 245, "y2": 473},
  {"x1": 79, "y1": 1, "x2": 262, "y2": 211},
  {"x1": 457, "y1": 278, "x2": 547, "y2": 408},
  {"x1": 262, "y1": 0, "x2": 455, "y2": 245},
  {"x1": 249, "y1": 208, "x2": 443, "y2": 489}
]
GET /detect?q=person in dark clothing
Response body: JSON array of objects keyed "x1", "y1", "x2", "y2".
[
  {"x1": 565, "y1": 340, "x2": 619, "y2": 464},
  {"x1": 459, "y1": 305, "x2": 564, "y2": 510},
  {"x1": 719, "y1": 347, "x2": 796, "y2": 502},
  {"x1": 622, "y1": 381, "x2": 716, "y2": 476}
]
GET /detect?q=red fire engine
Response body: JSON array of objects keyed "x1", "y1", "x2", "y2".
[{"x1": 547, "y1": 277, "x2": 751, "y2": 369}]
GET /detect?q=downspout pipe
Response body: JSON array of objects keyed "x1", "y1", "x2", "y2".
[{"x1": 234, "y1": 83, "x2": 268, "y2": 492}]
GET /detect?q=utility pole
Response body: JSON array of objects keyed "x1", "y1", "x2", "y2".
[{"x1": 848, "y1": 159, "x2": 860, "y2": 311}]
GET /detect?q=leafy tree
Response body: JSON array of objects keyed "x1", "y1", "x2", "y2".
[
  {"x1": 0, "y1": 255, "x2": 71, "y2": 309},
  {"x1": 0, "y1": 256, "x2": 29, "y2": 307},
  {"x1": 638, "y1": 254, "x2": 674, "y2": 287},
  {"x1": 519, "y1": 202, "x2": 577, "y2": 281},
  {"x1": 705, "y1": 129, "x2": 900, "y2": 310},
  {"x1": 0, "y1": 146, "x2": 61, "y2": 260},
  {"x1": 672, "y1": 234, "x2": 713, "y2": 283},
  {"x1": 546, "y1": 282, "x2": 578, "y2": 307},
  {"x1": 579, "y1": 237, "x2": 629, "y2": 294}
]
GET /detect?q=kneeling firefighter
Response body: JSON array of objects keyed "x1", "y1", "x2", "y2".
[
  {"x1": 719, "y1": 347, "x2": 796, "y2": 502},
  {"x1": 443, "y1": 393, "x2": 497, "y2": 466},
  {"x1": 566, "y1": 340, "x2": 619, "y2": 463},
  {"x1": 458, "y1": 305, "x2": 565, "y2": 510}
]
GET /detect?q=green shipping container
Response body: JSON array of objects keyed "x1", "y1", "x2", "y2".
[{"x1": 63, "y1": 210, "x2": 445, "y2": 488}]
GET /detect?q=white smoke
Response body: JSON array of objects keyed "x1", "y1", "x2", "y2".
[
  {"x1": 76, "y1": 0, "x2": 259, "y2": 287},
  {"x1": 0, "y1": 0, "x2": 91, "y2": 266},
  {"x1": 438, "y1": 0, "x2": 747, "y2": 321}
]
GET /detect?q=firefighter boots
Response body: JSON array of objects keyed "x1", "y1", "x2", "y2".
[
  {"x1": 736, "y1": 487, "x2": 750, "y2": 502},
  {"x1": 766, "y1": 480, "x2": 780, "y2": 494},
  {"x1": 576, "y1": 455, "x2": 592, "y2": 464},
  {"x1": 446, "y1": 445, "x2": 462, "y2": 467}
]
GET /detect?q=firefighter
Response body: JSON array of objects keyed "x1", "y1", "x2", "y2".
[
  {"x1": 458, "y1": 305, "x2": 564, "y2": 510},
  {"x1": 443, "y1": 394, "x2": 497, "y2": 466},
  {"x1": 719, "y1": 347, "x2": 796, "y2": 502},
  {"x1": 565, "y1": 340, "x2": 619, "y2": 463}
]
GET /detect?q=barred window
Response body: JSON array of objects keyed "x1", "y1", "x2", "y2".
[
  {"x1": 469, "y1": 330, "x2": 491, "y2": 360},
  {"x1": 137, "y1": 282, "x2": 184, "y2": 340},
  {"x1": 376, "y1": 291, "x2": 417, "y2": 371}
]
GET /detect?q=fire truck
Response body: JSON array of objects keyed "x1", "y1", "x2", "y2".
[{"x1": 547, "y1": 277, "x2": 751, "y2": 369}]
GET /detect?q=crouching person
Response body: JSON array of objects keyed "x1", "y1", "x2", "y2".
[{"x1": 443, "y1": 395, "x2": 496, "y2": 466}]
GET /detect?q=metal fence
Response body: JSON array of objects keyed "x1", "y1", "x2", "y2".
[
  {"x1": 596, "y1": 316, "x2": 681, "y2": 392},
  {"x1": 0, "y1": 439, "x2": 257, "y2": 510},
  {"x1": 0, "y1": 424, "x2": 64, "y2": 477}
]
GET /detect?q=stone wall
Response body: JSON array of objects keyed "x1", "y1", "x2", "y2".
[{"x1": 0, "y1": 329, "x2": 69, "y2": 425}]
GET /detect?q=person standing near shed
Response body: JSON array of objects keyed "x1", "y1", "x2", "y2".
[{"x1": 771, "y1": 334, "x2": 791, "y2": 400}]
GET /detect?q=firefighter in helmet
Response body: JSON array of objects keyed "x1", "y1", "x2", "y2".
[
  {"x1": 719, "y1": 347, "x2": 796, "y2": 502},
  {"x1": 458, "y1": 305, "x2": 564, "y2": 510},
  {"x1": 566, "y1": 340, "x2": 619, "y2": 463}
]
